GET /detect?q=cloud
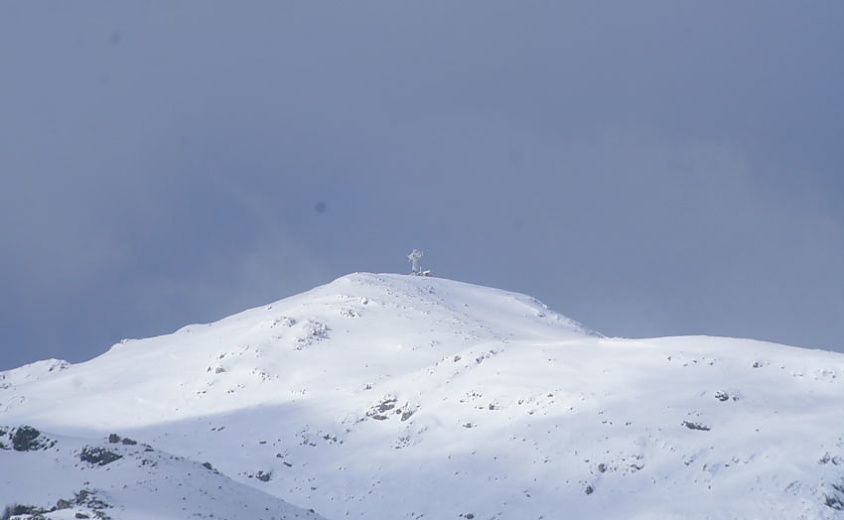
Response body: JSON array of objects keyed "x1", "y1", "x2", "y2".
[{"x1": 0, "y1": 1, "x2": 842, "y2": 369}]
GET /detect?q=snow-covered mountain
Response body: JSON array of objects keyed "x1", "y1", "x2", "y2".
[{"x1": 2, "y1": 273, "x2": 843, "y2": 519}]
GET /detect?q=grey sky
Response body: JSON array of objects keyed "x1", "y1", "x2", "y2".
[{"x1": 1, "y1": 2, "x2": 843, "y2": 370}]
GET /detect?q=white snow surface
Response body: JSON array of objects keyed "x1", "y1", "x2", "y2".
[
  {"x1": 0, "y1": 426, "x2": 324, "y2": 520},
  {"x1": 2, "y1": 273, "x2": 844, "y2": 519}
]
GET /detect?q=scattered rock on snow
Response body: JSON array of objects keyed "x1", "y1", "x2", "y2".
[
  {"x1": 366, "y1": 396, "x2": 398, "y2": 421},
  {"x1": 819, "y1": 452, "x2": 843, "y2": 465},
  {"x1": 681, "y1": 420, "x2": 711, "y2": 432},
  {"x1": 10, "y1": 425, "x2": 55, "y2": 452},
  {"x1": 106, "y1": 433, "x2": 137, "y2": 445},
  {"x1": 824, "y1": 482, "x2": 844, "y2": 511},
  {"x1": 80, "y1": 446, "x2": 123, "y2": 466},
  {"x1": 714, "y1": 390, "x2": 740, "y2": 402}
]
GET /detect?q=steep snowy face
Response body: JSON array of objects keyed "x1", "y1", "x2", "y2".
[{"x1": 2, "y1": 273, "x2": 844, "y2": 520}]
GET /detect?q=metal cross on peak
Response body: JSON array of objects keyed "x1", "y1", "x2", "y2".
[{"x1": 408, "y1": 249, "x2": 430, "y2": 276}]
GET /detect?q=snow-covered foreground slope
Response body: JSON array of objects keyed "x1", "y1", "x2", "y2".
[
  {"x1": 0, "y1": 425, "x2": 324, "y2": 520},
  {"x1": 2, "y1": 273, "x2": 844, "y2": 519}
]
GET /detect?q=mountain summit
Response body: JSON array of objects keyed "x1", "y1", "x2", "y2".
[{"x1": 2, "y1": 273, "x2": 844, "y2": 519}]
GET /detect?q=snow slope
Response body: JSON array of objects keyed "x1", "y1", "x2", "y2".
[
  {"x1": 2, "y1": 273, "x2": 843, "y2": 519},
  {"x1": 0, "y1": 425, "x2": 324, "y2": 520}
]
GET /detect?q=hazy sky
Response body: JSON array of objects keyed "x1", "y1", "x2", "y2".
[{"x1": 1, "y1": 2, "x2": 843, "y2": 370}]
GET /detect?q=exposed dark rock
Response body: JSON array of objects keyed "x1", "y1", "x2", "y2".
[
  {"x1": 3, "y1": 504, "x2": 46, "y2": 519},
  {"x1": 202, "y1": 461, "x2": 214, "y2": 470},
  {"x1": 826, "y1": 495, "x2": 844, "y2": 510},
  {"x1": 367, "y1": 397, "x2": 398, "y2": 421},
  {"x1": 819, "y1": 453, "x2": 843, "y2": 465},
  {"x1": 73, "y1": 489, "x2": 111, "y2": 511},
  {"x1": 585, "y1": 484, "x2": 595, "y2": 495},
  {"x1": 256, "y1": 470, "x2": 272, "y2": 482},
  {"x1": 12, "y1": 425, "x2": 54, "y2": 451},
  {"x1": 321, "y1": 433, "x2": 340, "y2": 443},
  {"x1": 108, "y1": 434, "x2": 121, "y2": 444},
  {"x1": 376, "y1": 398, "x2": 397, "y2": 412},
  {"x1": 12, "y1": 425, "x2": 41, "y2": 451},
  {"x1": 825, "y1": 483, "x2": 844, "y2": 510},
  {"x1": 80, "y1": 446, "x2": 123, "y2": 466},
  {"x1": 714, "y1": 390, "x2": 739, "y2": 402},
  {"x1": 681, "y1": 420, "x2": 711, "y2": 431}
]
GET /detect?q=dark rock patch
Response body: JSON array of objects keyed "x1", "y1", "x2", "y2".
[
  {"x1": 107, "y1": 433, "x2": 137, "y2": 445},
  {"x1": 12, "y1": 426, "x2": 40, "y2": 451},
  {"x1": 681, "y1": 420, "x2": 711, "y2": 431},
  {"x1": 73, "y1": 489, "x2": 111, "y2": 511},
  {"x1": 1, "y1": 489, "x2": 112, "y2": 520},
  {"x1": 367, "y1": 397, "x2": 398, "y2": 421},
  {"x1": 2, "y1": 504, "x2": 47, "y2": 519},
  {"x1": 714, "y1": 391, "x2": 739, "y2": 402},
  {"x1": 11, "y1": 425, "x2": 55, "y2": 451},
  {"x1": 80, "y1": 446, "x2": 123, "y2": 466},
  {"x1": 825, "y1": 482, "x2": 844, "y2": 510},
  {"x1": 819, "y1": 453, "x2": 843, "y2": 465}
]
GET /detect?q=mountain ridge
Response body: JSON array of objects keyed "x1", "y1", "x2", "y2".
[{"x1": 2, "y1": 273, "x2": 844, "y2": 519}]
